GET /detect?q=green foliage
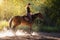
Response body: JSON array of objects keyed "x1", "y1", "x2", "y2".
[
  {"x1": 40, "y1": 26, "x2": 60, "y2": 32},
  {"x1": 32, "y1": 24, "x2": 40, "y2": 32},
  {"x1": 43, "y1": 0, "x2": 60, "y2": 26},
  {"x1": 0, "y1": 20, "x2": 9, "y2": 30},
  {"x1": 0, "y1": 0, "x2": 46, "y2": 20},
  {"x1": 17, "y1": 25, "x2": 29, "y2": 31},
  {"x1": 0, "y1": 0, "x2": 60, "y2": 32}
]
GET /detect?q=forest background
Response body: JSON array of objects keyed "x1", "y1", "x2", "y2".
[{"x1": 0, "y1": 0, "x2": 60, "y2": 32}]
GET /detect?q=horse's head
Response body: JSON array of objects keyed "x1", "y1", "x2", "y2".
[{"x1": 34, "y1": 12, "x2": 44, "y2": 19}]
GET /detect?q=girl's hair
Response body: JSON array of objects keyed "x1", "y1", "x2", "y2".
[{"x1": 28, "y1": 3, "x2": 31, "y2": 5}]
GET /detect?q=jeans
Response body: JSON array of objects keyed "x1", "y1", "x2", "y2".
[{"x1": 27, "y1": 13, "x2": 32, "y2": 22}]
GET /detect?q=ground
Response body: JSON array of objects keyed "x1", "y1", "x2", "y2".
[{"x1": 0, "y1": 31, "x2": 60, "y2": 40}]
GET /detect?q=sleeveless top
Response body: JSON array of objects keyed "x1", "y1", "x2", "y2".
[{"x1": 27, "y1": 7, "x2": 30, "y2": 13}]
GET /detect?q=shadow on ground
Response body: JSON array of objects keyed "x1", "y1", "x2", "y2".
[{"x1": 0, "y1": 36, "x2": 58, "y2": 40}]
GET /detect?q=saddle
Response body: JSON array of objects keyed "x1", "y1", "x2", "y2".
[
  {"x1": 23, "y1": 16, "x2": 31, "y2": 22},
  {"x1": 24, "y1": 17, "x2": 30, "y2": 21}
]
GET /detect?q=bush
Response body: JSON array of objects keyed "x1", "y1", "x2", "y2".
[
  {"x1": 0, "y1": 20, "x2": 9, "y2": 30},
  {"x1": 40, "y1": 26, "x2": 60, "y2": 33},
  {"x1": 17, "y1": 25, "x2": 29, "y2": 31}
]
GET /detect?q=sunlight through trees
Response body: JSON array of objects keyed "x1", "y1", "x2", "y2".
[{"x1": 0, "y1": 0, "x2": 46, "y2": 20}]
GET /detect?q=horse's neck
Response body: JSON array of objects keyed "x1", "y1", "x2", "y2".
[{"x1": 32, "y1": 15, "x2": 38, "y2": 21}]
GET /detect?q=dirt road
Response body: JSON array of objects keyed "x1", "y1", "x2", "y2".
[{"x1": 0, "y1": 32, "x2": 60, "y2": 40}]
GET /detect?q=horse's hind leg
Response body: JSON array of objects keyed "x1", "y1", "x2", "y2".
[
  {"x1": 10, "y1": 25, "x2": 17, "y2": 36},
  {"x1": 12, "y1": 25, "x2": 17, "y2": 32}
]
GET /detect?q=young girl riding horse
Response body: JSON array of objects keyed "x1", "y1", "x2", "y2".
[
  {"x1": 9, "y1": 3, "x2": 44, "y2": 34},
  {"x1": 26, "y1": 3, "x2": 32, "y2": 23}
]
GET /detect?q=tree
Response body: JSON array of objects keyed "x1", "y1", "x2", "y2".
[{"x1": 43, "y1": 0, "x2": 60, "y2": 26}]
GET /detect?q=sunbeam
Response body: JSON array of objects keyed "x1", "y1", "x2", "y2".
[
  {"x1": 0, "y1": 27, "x2": 39, "y2": 38},
  {"x1": 0, "y1": 0, "x2": 4, "y2": 5}
]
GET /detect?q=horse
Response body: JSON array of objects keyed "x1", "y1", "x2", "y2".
[{"x1": 9, "y1": 12, "x2": 44, "y2": 33}]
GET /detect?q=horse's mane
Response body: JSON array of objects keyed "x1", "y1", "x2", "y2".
[{"x1": 22, "y1": 12, "x2": 40, "y2": 17}]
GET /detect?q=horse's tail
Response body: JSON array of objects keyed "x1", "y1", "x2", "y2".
[{"x1": 9, "y1": 17, "x2": 14, "y2": 29}]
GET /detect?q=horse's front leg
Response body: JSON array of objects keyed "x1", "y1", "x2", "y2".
[{"x1": 28, "y1": 23, "x2": 32, "y2": 34}]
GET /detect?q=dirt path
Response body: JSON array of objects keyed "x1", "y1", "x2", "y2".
[{"x1": 0, "y1": 32, "x2": 60, "y2": 40}]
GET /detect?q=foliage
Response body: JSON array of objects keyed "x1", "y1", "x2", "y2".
[
  {"x1": 0, "y1": 0, "x2": 46, "y2": 20},
  {"x1": 0, "y1": 20, "x2": 9, "y2": 30},
  {"x1": 40, "y1": 26, "x2": 60, "y2": 32},
  {"x1": 0, "y1": 0, "x2": 60, "y2": 32},
  {"x1": 43, "y1": 0, "x2": 60, "y2": 26},
  {"x1": 17, "y1": 25, "x2": 29, "y2": 31}
]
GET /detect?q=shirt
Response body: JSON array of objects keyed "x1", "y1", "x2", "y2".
[{"x1": 27, "y1": 6, "x2": 30, "y2": 13}]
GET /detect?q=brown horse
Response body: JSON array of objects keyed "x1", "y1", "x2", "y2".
[{"x1": 9, "y1": 12, "x2": 44, "y2": 33}]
